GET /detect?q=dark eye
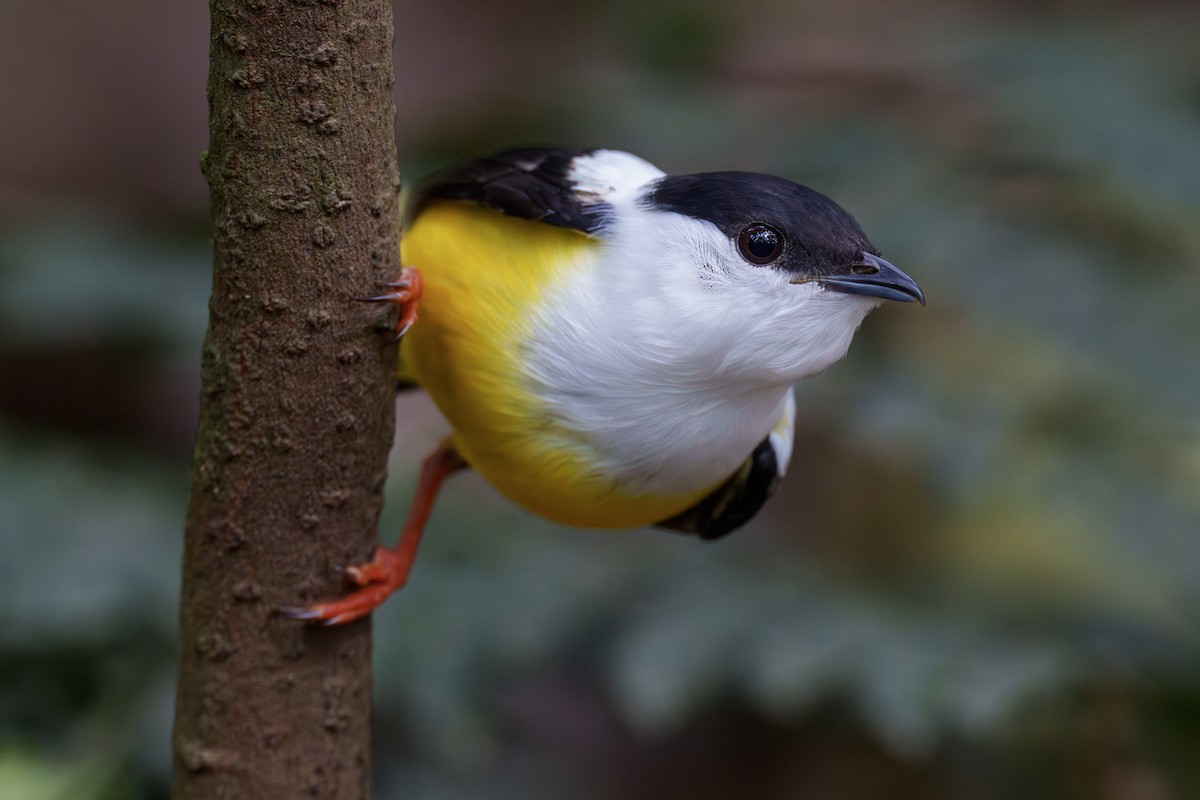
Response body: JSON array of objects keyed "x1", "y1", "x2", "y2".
[{"x1": 737, "y1": 224, "x2": 783, "y2": 265}]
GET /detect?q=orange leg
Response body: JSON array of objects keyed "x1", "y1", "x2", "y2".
[
  {"x1": 282, "y1": 439, "x2": 466, "y2": 626},
  {"x1": 360, "y1": 266, "x2": 423, "y2": 340}
]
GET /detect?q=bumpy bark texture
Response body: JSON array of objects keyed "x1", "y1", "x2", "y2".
[{"x1": 172, "y1": 1, "x2": 399, "y2": 797}]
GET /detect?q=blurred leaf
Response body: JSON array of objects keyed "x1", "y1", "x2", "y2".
[
  {"x1": 0, "y1": 425, "x2": 184, "y2": 644},
  {"x1": 606, "y1": 564, "x2": 767, "y2": 733},
  {"x1": 0, "y1": 220, "x2": 209, "y2": 353},
  {"x1": 0, "y1": 745, "x2": 127, "y2": 800},
  {"x1": 0, "y1": 424, "x2": 182, "y2": 795},
  {"x1": 978, "y1": 32, "x2": 1200, "y2": 211}
]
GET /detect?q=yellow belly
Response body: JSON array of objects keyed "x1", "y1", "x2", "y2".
[{"x1": 399, "y1": 202, "x2": 709, "y2": 528}]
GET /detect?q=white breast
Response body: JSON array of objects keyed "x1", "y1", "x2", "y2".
[{"x1": 522, "y1": 202, "x2": 876, "y2": 497}]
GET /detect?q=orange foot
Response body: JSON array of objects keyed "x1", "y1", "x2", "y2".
[
  {"x1": 280, "y1": 440, "x2": 466, "y2": 626},
  {"x1": 281, "y1": 546, "x2": 410, "y2": 626},
  {"x1": 361, "y1": 266, "x2": 423, "y2": 340}
]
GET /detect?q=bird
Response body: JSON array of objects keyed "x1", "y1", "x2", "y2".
[{"x1": 285, "y1": 147, "x2": 924, "y2": 625}]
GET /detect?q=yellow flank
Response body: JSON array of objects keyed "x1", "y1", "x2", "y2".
[{"x1": 398, "y1": 201, "x2": 710, "y2": 528}]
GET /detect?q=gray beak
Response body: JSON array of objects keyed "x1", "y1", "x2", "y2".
[{"x1": 809, "y1": 252, "x2": 925, "y2": 305}]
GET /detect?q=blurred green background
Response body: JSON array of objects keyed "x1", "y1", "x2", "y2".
[{"x1": 2, "y1": 0, "x2": 1199, "y2": 797}]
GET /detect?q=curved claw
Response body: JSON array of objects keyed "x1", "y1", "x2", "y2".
[
  {"x1": 391, "y1": 320, "x2": 414, "y2": 343},
  {"x1": 280, "y1": 547, "x2": 408, "y2": 625},
  {"x1": 278, "y1": 604, "x2": 326, "y2": 621},
  {"x1": 360, "y1": 267, "x2": 422, "y2": 341},
  {"x1": 279, "y1": 582, "x2": 398, "y2": 626},
  {"x1": 357, "y1": 292, "x2": 408, "y2": 303}
]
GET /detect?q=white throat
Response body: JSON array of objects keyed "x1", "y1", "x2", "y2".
[{"x1": 523, "y1": 201, "x2": 877, "y2": 497}]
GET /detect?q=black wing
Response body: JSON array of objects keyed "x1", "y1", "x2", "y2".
[
  {"x1": 412, "y1": 147, "x2": 603, "y2": 234},
  {"x1": 656, "y1": 437, "x2": 781, "y2": 540}
]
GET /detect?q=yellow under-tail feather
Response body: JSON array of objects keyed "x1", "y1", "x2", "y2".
[{"x1": 398, "y1": 201, "x2": 710, "y2": 528}]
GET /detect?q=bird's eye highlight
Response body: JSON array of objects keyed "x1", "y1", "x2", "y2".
[{"x1": 737, "y1": 224, "x2": 783, "y2": 265}]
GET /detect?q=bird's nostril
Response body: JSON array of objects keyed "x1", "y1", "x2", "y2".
[{"x1": 850, "y1": 262, "x2": 878, "y2": 275}]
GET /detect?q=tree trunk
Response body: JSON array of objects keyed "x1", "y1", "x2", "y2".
[{"x1": 172, "y1": 0, "x2": 398, "y2": 797}]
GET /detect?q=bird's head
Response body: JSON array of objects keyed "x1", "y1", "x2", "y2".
[{"x1": 597, "y1": 170, "x2": 924, "y2": 384}]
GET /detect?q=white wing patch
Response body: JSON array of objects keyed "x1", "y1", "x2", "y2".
[
  {"x1": 768, "y1": 391, "x2": 796, "y2": 478},
  {"x1": 568, "y1": 150, "x2": 665, "y2": 206}
]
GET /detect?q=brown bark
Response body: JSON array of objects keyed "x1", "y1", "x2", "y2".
[{"x1": 172, "y1": 0, "x2": 399, "y2": 797}]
